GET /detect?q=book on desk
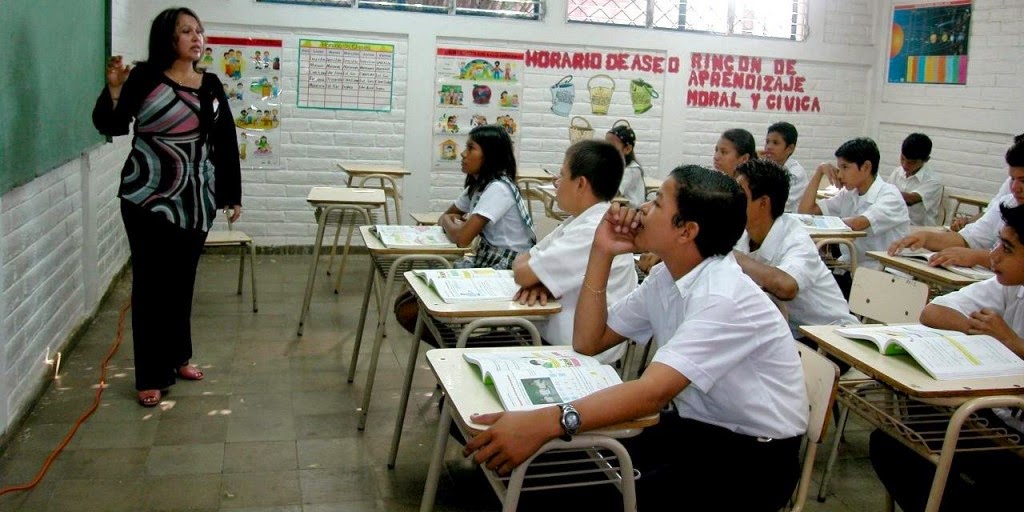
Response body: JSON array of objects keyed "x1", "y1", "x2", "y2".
[
  {"x1": 412, "y1": 268, "x2": 519, "y2": 304},
  {"x1": 371, "y1": 224, "x2": 456, "y2": 249},
  {"x1": 895, "y1": 248, "x2": 996, "y2": 280},
  {"x1": 787, "y1": 213, "x2": 851, "y2": 232},
  {"x1": 464, "y1": 350, "x2": 622, "y2": 411},
  {"x1": 835, "y1": 324, "x2": 1024, "y2": 380}
]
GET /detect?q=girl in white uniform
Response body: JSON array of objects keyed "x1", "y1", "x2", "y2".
[{"x1": 605, "y1": 124, "x2": 646, "y2": 208}]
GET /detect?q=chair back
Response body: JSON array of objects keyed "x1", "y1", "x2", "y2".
[
  {"x1": 788, "y1": 343, "x2": 840, "y2": 511},
  {"x1": 848, "y1": 267, "x2": 929, "y2": 324}
]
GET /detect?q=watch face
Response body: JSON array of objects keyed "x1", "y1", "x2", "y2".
[{"x1": 565, "y1": 411, "x2": 581, "y2": 431}]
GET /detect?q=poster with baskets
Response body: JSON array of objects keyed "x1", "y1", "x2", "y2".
[{"x1": 433, "y1": 47, "x2": 524, "y2": 170}]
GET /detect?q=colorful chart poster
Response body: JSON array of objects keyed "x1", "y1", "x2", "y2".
[
  {"x1": 888, "y1": 1, "x2": 972, "y2": 84},
  {"x1": 433, "y1": 48, "x2": 524, "y2": 169},
  {"x1": 297, "y1": 39, "x2": 394, "y2": 111},
  {"x1": 205, "y1": 36, "x2": 283, "y2": 169}
]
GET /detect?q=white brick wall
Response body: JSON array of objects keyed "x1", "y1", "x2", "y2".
[{"x1": 824, "y1": 0, "x2": 875, "y2": 46}]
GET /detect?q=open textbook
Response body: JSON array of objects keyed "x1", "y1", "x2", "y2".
[
  {"x1": 787, "y1": 213, "x2": 851, "y2": 232},
  {"x1": 413, "y1": 268, "x2": 519, "y2": 304},
  {"x1": 895, "y1": 249, "x2": 996, "y2": 280},
  {"x1": 463, "y1": 350, "x2": 623, "y2": 411},
  {"x1": 835, "y1": 325, "x2": 1024, "y2": 380},
  {"x1": 371, "y1": 225, "x2": 456, "y2": 249}
]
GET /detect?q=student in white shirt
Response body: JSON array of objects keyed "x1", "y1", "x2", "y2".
[
  {"x1": 464, "y1": 165, "x2": 808, "y2": 511},
  {"x1": 888, "y1": 133, "x2": 944, "y2": 226},
  {"x1": 395, "y1": 124, "x2": 535, "y2": 343},
  {"x1": 888, "y1": 135, "x2": 1024, "y2": 270},
  {"x1": 713, "y1": 127, "x2": 757, "y2": 179},
  {"x1": 605, "y1": 124, "x2": 646, "y2": 208},
  {"x1": 870, "y1": 203, "x2": 1024, "y2": 512},
  {"x1": 762, "y1": 121, "x2": 809, "y2": 212},
  {"x1": 512, "y1": 140, "x2": 638, "y2": 363},
  {"x1": 798, "y1": 137, "x2": 910, "y2": 283},
  {"x1": 950, "y1": 134, "x2": 1023, "y2": 231},
  {"x1": 733, "y1": 159, "x2": 859, "y2": 338}
]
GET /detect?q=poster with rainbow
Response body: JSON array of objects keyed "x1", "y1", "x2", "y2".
[{"x1": 888, "y1": 0, "x2": 972, "y2": 85}]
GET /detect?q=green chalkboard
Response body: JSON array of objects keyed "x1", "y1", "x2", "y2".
[{"x1": 1, "y1": 0, "x2": 109, "y2": 195}]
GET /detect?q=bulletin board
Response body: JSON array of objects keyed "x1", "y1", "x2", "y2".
[{"x1": 1, "y1": 0, "x2": 109, "y2": 195}]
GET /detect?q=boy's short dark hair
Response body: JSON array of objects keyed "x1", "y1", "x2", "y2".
[
  {"x1": 668, "y1": 165, "x2": 747, "y2": 258},
  {"x1": 1006, "y1": 134, "x2": 1024, "y2": 168},
  {"x1": 1000, "y1": 203, "x2": 1024, "y2": 241},
  {"x1": 901, "y1": 133, "x2": 933, "y2": 161},
  {"x1": 767, "y1": 122, "x2": 798, "y2": 147},
  {"x1": 735, "y1": 159, "x2": 791, "y2": 220},
  {"x1": 835, "y1": 137, "x2": 881, "y2": 176},
  {"x1": 565, "y1": 140, "x2": 625, "y2": 201}
]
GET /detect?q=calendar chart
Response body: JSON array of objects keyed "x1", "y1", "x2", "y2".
[{"x1": 298, "y1": 39, "x2": 394, "y2": 111}]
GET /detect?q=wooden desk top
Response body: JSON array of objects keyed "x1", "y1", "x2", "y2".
[
  {"x1": 910, "y1": 225, "x2": 950, "y2": 234},
  {"x1": 358, "y1": 225, "x2": 468, "y2": 256},
  {"x1": 404, "y1": 270, "x2": 561, "y2": 319},
  {"x1": 799, "y1": 325, "x2": 1024, "y2": 399},
  {"x1": 948, "y1": 193, "x2": 989, "y2": 207},
  {"x1": 866, "y1": 251, "x2": 979, "y2": 288},
  {"x1": 517, "y1": 168, "x2": 556, "y2": 182},
  {"x1": 307, "y1": 186, "x2": 387, "y2": 206},
  {"x1": 806, "y1": 228, "x2": 866, "y2": 240},
  {"x1": 643, "y1": 176, "x2": 662, "y2": 192},
  {"x1": 204, "y1": 231, "x2": 253, "y2": 245},
  {"x1": 426, "y1": 347, "x2": 658, "y2": 435},
  {"x1": 410, "y1": 212, "x2": 446, "y2": 226},
  {"x1": 336, "y1": 163, "x2": 411, "y2": 176}
]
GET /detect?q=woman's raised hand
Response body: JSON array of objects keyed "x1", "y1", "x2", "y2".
[{"x1": 106, "y1": 55, "x2": 131, "y2": 90}]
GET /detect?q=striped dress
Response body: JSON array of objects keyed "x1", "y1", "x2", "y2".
[{"x1": 93, "y1": 63, "x2": 241, "y2": 231}]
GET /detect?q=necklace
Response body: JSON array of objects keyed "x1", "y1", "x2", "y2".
[{"x1": 166, "y1": 70, "x2": 199, "y2": 87}]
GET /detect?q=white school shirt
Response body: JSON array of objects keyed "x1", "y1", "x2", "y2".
[
  {"x1": 784, "y1": 159, "x2": 809, "y2": 213},
  {"x1": 527, "y1": 202, "x2": 638, "y2": 363},
  {"x1": 619, "y1": 161, "x2": 646, "y2": 208},
  {"x1": 454, "y1": 180, "x2": 534, "y2": 254},
  {"x1": 887, "y1": 163, "x2": 943, "y2": 226},
  {"x1": 960, "y1": 194, "x2": 1019, "y2": 250},
  {"x1": 986, "y1": 177, "x2": 1012, "y2": 211},
  {"x1": 818, "y1": 178, "x2": 910, "y2": 270},
  {"x1": 606, "y1": 254, "x2": 809, "y2": 439},
  {"x1": 930, "y1": 279, "x2": 1024, "y2": 433},
  {"x1": 736, "y1": 214, "x2": 859, "y2": 337}
]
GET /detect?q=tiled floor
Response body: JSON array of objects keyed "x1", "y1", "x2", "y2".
[{"x1": 0, "y1": 253, "x2": 891, "y2": 511}]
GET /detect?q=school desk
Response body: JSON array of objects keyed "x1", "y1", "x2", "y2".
[
  {"x1": 336, "y1": 163, "x2": 411, "y2": 224},
  {"x1": 799, "y1": 325, "x2": 1024, "y2": 512},
  {"x1": 409, "y1": 211, "x2": 446, "y2": 226},
  {"x1": 866, "y1": 251, "x2": 980, "y2": 294},
  {"x1": 516, "y1": 167, "x2": 557, "y2": 218},
  {"x1": 947, "y1": 193, "x2": 989, "y2": 224}
]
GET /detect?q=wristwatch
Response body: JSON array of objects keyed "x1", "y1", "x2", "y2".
[{"x1": 558, "y1": 403, "x2": 581, "y2": 441}]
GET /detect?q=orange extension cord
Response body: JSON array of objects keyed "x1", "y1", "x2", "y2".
[{"x1": 0, "y1": 300, "x2": 131, "y2": 498}]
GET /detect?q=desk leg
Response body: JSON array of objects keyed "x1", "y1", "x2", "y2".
[
  {"x1": 332, "y1": 207, "x2": 373, "y2": 293},
  {"x1": 924, "y1": 403, "x2": 973, "y2": 512},
  {"x1": 357, "y1": 260, "x2": 401, "y2": 430},
  {"x1": 348, "y1": 258, "x2": 378, "y2": 384},
  {"x1": 419, "y1": 396, "x2": 453, "y2": 512},
  {"x1": 297, "y1": 208, "x2": 330, "y2": 336},
  {"x1": 389, "y1": 309, "x2": 426, "y2": 468}
]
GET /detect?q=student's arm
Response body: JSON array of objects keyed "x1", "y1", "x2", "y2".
[
  {"x1": 797, "y1": 163, "x2": 833, "y2": 215},
  {"x1": 927, "y1": 247, "x2": 993, "y2": 269},
  {"x1": 899, "y1": 190, "x2": 923, "y2": 206},
  {"x1": 888, "y1": 231, "x2": 968, "y2": 254},
  {"x1": 463, "y1": 363, "x2": 687, "y2": 475},
  {"x1": 511, "y1": 252, "x2": 540, "y2": 288},
  {"x1": 572, "y1": 206, "x2": 637, "y2": 355},
  {"x1": 440, "y1": 213, "x2": 487, "y2": 248},
  {"x1": 921, "y1": 303, "x2": 1024, "y2": 357},
  {"x1": 840, "y1": 215, "x2": 871, "y2": 231},
  {"x1": 733, "y1": 251, "x2": 799, "y2": 301}
]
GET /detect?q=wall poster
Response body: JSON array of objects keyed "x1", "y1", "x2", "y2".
[
  {"x1": 888, "y1": 0, "x2": 972, "y2": 84},
  {"x1": 297, "y1": 39, "x2": 394, "y2": 111},
  {"x1": 433, "y1": 47, "x2": 524, "y2": 170},
  {"x1": 204, "y1": 36, "x2": 283, "y2": 169}
]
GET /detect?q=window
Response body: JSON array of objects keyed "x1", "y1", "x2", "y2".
[
  {"x1": 567, "y1": 0, "x2": 808, "y2": 41},
  {"x1": 257, "y1": 0, "x2": 543, "y2": 19}
]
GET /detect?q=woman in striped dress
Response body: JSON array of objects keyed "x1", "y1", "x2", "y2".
[{"x1": 93, "y1": 7, "x2": 241, "y2": 407}]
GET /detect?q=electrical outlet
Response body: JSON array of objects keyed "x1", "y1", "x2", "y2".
[{"x1": 44, "y1": 348, "x2": 62, "y2": 379}]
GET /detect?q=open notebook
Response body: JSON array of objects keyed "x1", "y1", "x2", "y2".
[{"x1": 895, "y1": 249, "x2": 995, "y2": 280}]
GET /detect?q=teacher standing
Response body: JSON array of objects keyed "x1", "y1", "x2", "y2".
[{"x1": 93, "y1": 7, "x2": 241, "y2": 407}]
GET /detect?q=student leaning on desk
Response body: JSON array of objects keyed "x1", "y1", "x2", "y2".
[
  {"x1": 510, "y1": 140, "x2": 637, "y2": 364},
  {"x1": 888, "y1": 134, "x2": 1024, "y2": 270},
  {"x1": 464, "y1": 165, "x2": 808, "y2": 511},
  {"x1": 870, "y1": 202, "x2": 1024, "y2": 512},
  {"x1": 949, "y1": 134, "x2": 1022, "y2": 232}
]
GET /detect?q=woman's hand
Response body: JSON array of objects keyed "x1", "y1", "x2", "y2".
[
  {"x1": 226, "y1": 205, "x2": 242, "y2": 223},
  {"x1": 106, "y1": 55, "x2": 131, "y2": 93}
]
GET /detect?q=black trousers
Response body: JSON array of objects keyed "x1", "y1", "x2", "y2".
[
  {"x1": 870, "y1": 423, "x2": 1024, "y2": 512},
  {"x1": 121, "y1": 200, "x2": 208, "y2": 391},
  {"x1": 621, "y1": 410, "x2": 802, "y2": 511}
]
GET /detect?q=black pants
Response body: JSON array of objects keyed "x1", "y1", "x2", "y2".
[
  {"x1": 621, "y1": 411, "x2": 802, "y2": 511},
  {"x1": 869, "y1": 423, "x2": 1024, "y2": 512},
  {"x1": 121, "y1": 200, "x2": 208, "y2": 391}
]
